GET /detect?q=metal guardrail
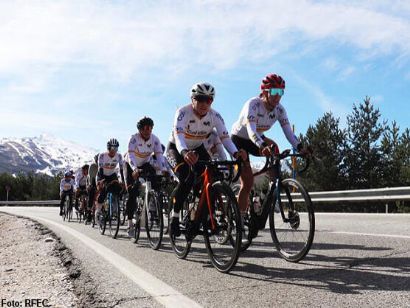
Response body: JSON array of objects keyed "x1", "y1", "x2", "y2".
[
  {"x1": 1, "y1": 187, "x2": 409, "y2": 212},
  {"x1": 0, "y1": 200, "x2": 59, "y2": 206}
]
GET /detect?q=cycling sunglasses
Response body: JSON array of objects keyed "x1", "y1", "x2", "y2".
[
  {"x1": 193, "y1": 95, "x2": 213, "y2": 104},
  {"x1": 267, "y1": 88, "x2": 284, "y2": 96},
  {"x1": 108, "y1": 146, "x2": 119, "y2": 151}
]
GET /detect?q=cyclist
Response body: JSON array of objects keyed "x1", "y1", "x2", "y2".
[
  {"x1": 166, "y1": 82, "x2": 247, "y2": 236},
  {"x1": 231, "y1": 73, "x2": 307, "y2": 234},
  {"x1": 85, "y1": 154, "x2": 99, "y2": 222},
  {"x1": 59, "y1": 171, "x2": 76, "y2": 216},
  {"x1": 74, "y1": 164, "x2": 89, "y2": 212},
  {"x1": 95, "y1": 139, "x2": 124, "y2": 222},
  {"x1": 205, "y1": 129, "x2": 227, "y2": 161},
  {"x1": 124, "y1": 117, "x2": 166, "y2": 236}
]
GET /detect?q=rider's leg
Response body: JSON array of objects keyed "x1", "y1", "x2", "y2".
[{"x1": 238, "y1": 161, "x2": 254, "y2": 215}]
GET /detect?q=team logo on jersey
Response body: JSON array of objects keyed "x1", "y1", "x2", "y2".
[
  {"x1": 215, "y1": 113, "x2": 225, "y2": 124},
  {"x1": 247, "y1": 115, "x2": 255, "y2": 121},
  {"x1": 177, "y1": 111, "x2": 185, "y2": 121},
  {"x1": 269, "y1": 113, "x2": 275, "y2": 119},
  {"x1": 147, "y1": 144, "x2": 152, "y2": 147},
  {"x1": 131, "y1": 138, "x2": 136, "y2": 144},
  {"x1": 203, "y1": 121, "x2": 211, "y2": 126},
  {"x1": 257, "y1": 113, "x2": 264, "y2": 117},
  {"x1": 189, "y1": 120, "x2": 195, "y2": 123}
]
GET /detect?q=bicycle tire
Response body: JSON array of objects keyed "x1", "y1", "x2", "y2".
[
  {"x1": 108, "y1": 194, "x2": 121, "y2": 239},
  {"x1": 168, "y1": 187, "x2": 191, "y2": 259},
  {"x1": 145, "y1": 191, "x2": 164, "y2": 250},
  {"x1": 203, "y1": 182, "x2": 241, "y2": 273},
  {"x1": 269, "y1": 178, "x2": 315, "y2": 262},
  {"x1": 99, "y1": 207, "x2": 107, "y2": 235},
  {"x1": 133, "y1": 197, "x2": 143, "y2": 243}
]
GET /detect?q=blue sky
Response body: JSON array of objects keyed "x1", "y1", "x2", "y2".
[{"x1": 1, "y1": 0, "x2": 409, "y2": 155}]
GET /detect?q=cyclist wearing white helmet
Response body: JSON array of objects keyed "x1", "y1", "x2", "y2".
[
  {"x1": 95, "y1": 138, "x2": 124, "y2": 221},
  {"x1": 166, "y1": 82, "x2": 247, "y2": 236},
  {"x1": 59, "y1": 171, "x2": 76, "y2": 216}
]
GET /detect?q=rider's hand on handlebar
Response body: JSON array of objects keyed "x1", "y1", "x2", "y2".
[
  {"x1": 132, "y1": 169, "x2": 139, "y2": 180},
  {"x1": 183, "y1": 150, "x2": 199, "y2": 166},
  {"x1": 260, "y1": 145, "x2": 272, "y2": 157},
  {"x1": 233, "y1": 149, "x2": 247, "y2": 161}
]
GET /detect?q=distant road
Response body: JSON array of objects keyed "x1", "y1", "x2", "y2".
[{"x1": 1, "y1": 207, "x2": 409, "y2": 308}]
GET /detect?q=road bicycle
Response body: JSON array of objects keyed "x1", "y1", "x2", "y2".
[
  {"x1": 62, "y1": 193, "x2": 73, "y2": 222},
  {"x1": 129, "y1": 172, "x2": 168, "y2": 250},
  {"x1": 168, "y1": 159, "x2": 242, "y2": 273},
  {"x1": 238, "y1": 148, "x2": 315, "y2": 262},
  {"x1": 96, "y1": 180, "x2": 122, "y2": 239}
]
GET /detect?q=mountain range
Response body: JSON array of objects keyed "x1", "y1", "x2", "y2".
[{"x1": 0, "y1": 134, "x2": 97, "y2": 176}]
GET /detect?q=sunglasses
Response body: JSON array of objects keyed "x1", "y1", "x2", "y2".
[
  {"x1": 108, "y1": 146, "x2": 118, "y2": 151},
  {"x1": 193, "y1": 95, "x2": 213, "y2": 104},
  {"x1": 267, "y1": 88, "x2": 284, "y2": 96}
]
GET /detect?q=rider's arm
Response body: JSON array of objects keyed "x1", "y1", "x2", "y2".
[
  {"x1": 97, "y1": 153, "x2": 104, "y2": 181},
  {"x1": 153, "y1": 137, "x2": 166, "y2": 171},
  {"x1": 277, "y1": 105, "x2": 301, "y2": 150},
  {"x1": 213, "y1": 135, "x2": 227, "y2": 160},
  {"x1": 127, "y1": 136, "x2": 139, "y2": 171},
  {"x1": 59, "y1": 179, "x2": 64, "y2": 193},
  {"x1": 214, "y1": 111, "x2": 238, "y2": 157},
  {"x1": 118, "y1": 153, "x2": 125, "y2": 183},
  {"x1": 245, "y1": 102, "x2": 265, "y2": 148},
  {"x1": 173, "y1": 108, "x2": 189, "y2": 155}
]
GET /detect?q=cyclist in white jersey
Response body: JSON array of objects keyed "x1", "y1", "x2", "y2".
[
  {"x1": 59, "y1": 171, "x2": 76, "y2": 216},
  {"x1": 166, "y1": 82, "x2": 247, "y2": 236},
  {"x1": 123, "y1": 117, "x2": 166, "y2": 235},
  {"x1": 231, "y1": 73, "x2": 308, "y2": 222},
  {"x1": 74, "y1": 164, "x2": 89, "y2": 212},
  {"x1": 204, "y1": 129, "x2": 227, "y2": 161},
  {"x1": 95, "y1": 138, "x2": 124, "y2": 221}
]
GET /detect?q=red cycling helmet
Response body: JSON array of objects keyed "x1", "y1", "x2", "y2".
[{"x1": 260, "y1": 73, "x2": 285, "y2": 90}]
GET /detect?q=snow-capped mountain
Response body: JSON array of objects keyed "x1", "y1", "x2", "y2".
[{"x1": 0, "y1": 134, "x2": 97, "y2": 176}]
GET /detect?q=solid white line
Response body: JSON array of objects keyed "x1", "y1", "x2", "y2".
[
  {"x1": 329, "y1": 231, "x2": 410, "y2": 239},
  {"x1": 28, "y1": 215, "x2": 202, "y2": 308}
]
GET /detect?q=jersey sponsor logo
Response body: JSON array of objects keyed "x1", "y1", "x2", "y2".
[
  {"x1": 269, "y1": 113, "x2": 275, "y2": 119},
  {"x1": 257, "y1": 113, "x2": 264, "y2": 117},
  {"x1": 189, "y1": 120, "x2": 195, "y2": 123},
  {"x1": 203, "y1": 121, "x2": 211, "y2": 126},
  {"x1": 131, "y1": 138, "x2": 136, "y2": 144},
  {"x1": 247, "y1": 115, "x2": 255, "y2": 121},
  {"x1": 215, "y1": 113, "x2": 225, "y2": 124},
  {"x1": 177, "y1": 111, "x2": 185, "y2": 121},
  {"x1": 176, "y1": 127, "x2": 184, "y2": 133}
]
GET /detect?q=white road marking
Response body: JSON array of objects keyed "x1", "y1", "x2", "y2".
[
  {"x1": 11, "y1": 212, "x2": 202, "y2": 308},
  {"x1": 329, "y1": 231, "x2": 410, "y2": 239}
]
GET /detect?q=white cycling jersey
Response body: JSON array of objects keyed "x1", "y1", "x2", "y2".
[
  {"x1": 98, "y1": 152, "x2": 124, "y2": 177},
  {"x1": 169, "y1": 104, "x2": 238, "y2": 155},
  {"x1": 231, "y1": 97, "x2": 299, "y2": 148},
  {"x1": 204, "y1": 130, "x2": 227, "y2": 160},
  {"x1": 125, "y1": 133, "x2": 165, "y2": 171},
  {"x1": 75, "y1": 171, "x2": 87, "y2": 188},
  {"x1": 60, "y1": 178, "x2": 75, "y2": 193}
]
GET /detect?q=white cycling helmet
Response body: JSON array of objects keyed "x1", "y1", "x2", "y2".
[{"x1": 190, "y1": 82, "x2": 215, "y2": 99}]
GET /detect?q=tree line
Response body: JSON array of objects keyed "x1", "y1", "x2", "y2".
[{"x1": 0, "y1": 97, "x2": 409, "y2": 212}]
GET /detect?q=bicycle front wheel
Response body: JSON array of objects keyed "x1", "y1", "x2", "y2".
[
  {"x1": 269, "y1": 178, "x2": 315, "y2": 262},
  {"x1": 145, "y1": 192, "x2": 164, "y2": 250},
  {"x1": 108, "y1": 194, "x2": 121, "y2": 239},
  {"x1": 203, "y1": 182, "x2": 241, "y2": 273},
  {"x1": 168, "y1": 188, "x2": 191, "y2": 259}
]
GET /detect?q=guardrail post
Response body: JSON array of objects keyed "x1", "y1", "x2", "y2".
[{"x1": 385, "y1": 203, "x2": 389, "y2": 214}]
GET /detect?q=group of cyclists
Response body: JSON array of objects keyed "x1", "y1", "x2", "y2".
[{"x1": 59, "y1": 72, "x2": 310, "y2": 254}]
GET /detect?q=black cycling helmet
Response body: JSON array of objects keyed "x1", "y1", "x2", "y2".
[
  {"x1": 107, "y1": 138, "x2": 119, "y2": 149},
  {"x1": 82, "y1": 164, "x2": 89, "y2": 171},
  {"x1": 137, "y1": 117, "x2": 154, "y2": 130}
]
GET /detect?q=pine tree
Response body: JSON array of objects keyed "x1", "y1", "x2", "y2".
[
  {"x1": 345, "y1": 97, "x2": 385, "y2": 189},
  {"x1": 300, "y1": 112, "x2": 346, "y2": 191}
]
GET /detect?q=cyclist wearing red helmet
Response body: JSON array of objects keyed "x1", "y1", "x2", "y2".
[{"x1": 231, "y1": 73, "x2": 305, "y2": 224}]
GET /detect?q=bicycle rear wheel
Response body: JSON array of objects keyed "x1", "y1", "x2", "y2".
[
  {"x1": 269, "y1": 178, "x2": 315, "y2": 262},
  {"x1": 108, "y1": 194, "x2": 121, "y2": 239},
  {"x1": 133, "y1": 197, "x2": 143, "y2": 243},
  {"x1": 168, "y1": 188, "x2": 191, "y2": 259},
  {"x1": 203, "y1": 182, "x2": 241, "y2": 273}
]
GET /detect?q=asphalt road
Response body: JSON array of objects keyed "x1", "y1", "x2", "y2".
[{"x1": 1, "y1": 207, "x2": 409, "y2": 308}]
